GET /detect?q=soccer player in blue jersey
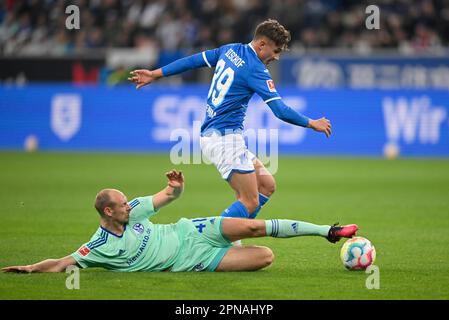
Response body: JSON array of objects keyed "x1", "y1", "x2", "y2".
[
  {"x1": 128, "y1": 19, "x2": 332, "y2": 221},
  {"x1": 2, "y1": 170, "x2": 358, "y2": 273}
]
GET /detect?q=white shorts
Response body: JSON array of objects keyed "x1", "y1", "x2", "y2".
[{"x1": 200, "y1": 132, "x2": 256, "y2": 181}]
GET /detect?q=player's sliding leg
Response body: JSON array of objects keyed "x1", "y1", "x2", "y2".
[
  {"x1": 221, "y1": 171, "x2": 259, "y2": 218},
  {"x1": 221, "y1": 218, "x2": 358, "y2": 243},
  {"x1": 215, "y1": 245, "x2": 274, "y2": 271},
  {"x1": 249, "y1": 158, "x2": 276, "y2": 219}
]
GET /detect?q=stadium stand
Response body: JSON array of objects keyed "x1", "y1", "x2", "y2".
[{"x1": 1, "y1": 0, "x2": 448, "y2": 57}]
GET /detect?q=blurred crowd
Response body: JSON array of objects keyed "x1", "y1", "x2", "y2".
[{"x1": 1, "y1": 0, "x2": 449, "y2": 58}]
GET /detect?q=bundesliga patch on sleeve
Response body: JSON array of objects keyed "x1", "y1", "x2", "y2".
[
  {"x1": 266, "y1": 80, "x2": 277, "y2": 92},
  {"x1": 78, "y1": 246, "x2": 91, "y2": 257}
]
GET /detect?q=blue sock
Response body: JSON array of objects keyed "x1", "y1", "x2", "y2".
[
  {"x1": 249, "y1": 193, "x2": 270, "y2": 219},
  {"x1": 221, "y1": 200, "x2": 250, "y2": 218}
]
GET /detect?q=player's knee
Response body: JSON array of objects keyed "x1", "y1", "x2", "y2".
[
  {"x1": 259, "y1": 176, "x2": 276, "y2": 197},
  {"x1": 264, "y1": 179, "x2": 276, "y2": 197},
  {"x1": 259, "y1": 246, "x2": 275, "y2": 268}
]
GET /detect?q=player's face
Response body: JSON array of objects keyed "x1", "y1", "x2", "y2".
[
  {"x1": 110, "y1": 192, "x2": 131, "y2": 224},
  {"x1": 259, "y1": 39, "x2": 283, "y2": 66}
]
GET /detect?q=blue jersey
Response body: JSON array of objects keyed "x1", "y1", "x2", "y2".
[
  {"x1": 161, "y1": 43, "x2": 310, "y2": 133},
  {"x1": 200, "y1": 43, "x2": 280, "y2": 134}
]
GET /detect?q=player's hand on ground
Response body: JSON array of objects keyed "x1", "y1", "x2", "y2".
[
  {"x1": 166, "y1": 170, "x2": 184, "y2": 188},
  {"x1": 308, "y1": 117, "x2": 332, "y2": 138},
  {"x1": 128, "y1": 69, "x2": 156, "y2": 89},
  {"x1": 2, "y1": 265, "x2": 33, "y2": 273}
]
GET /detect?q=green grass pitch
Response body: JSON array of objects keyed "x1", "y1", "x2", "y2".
[{"x1": 0, "y1": 152, "x2": 448, "y2": 300}]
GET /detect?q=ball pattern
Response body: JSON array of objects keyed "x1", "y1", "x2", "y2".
[{"x1": 340, "y1": 237, "x2": 376, "y2": 270}]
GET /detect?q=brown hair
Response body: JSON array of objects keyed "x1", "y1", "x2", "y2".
[
  {"x1": 94, "y1": 189, "x2": 116, "y2": 216},
  {"x1": 254, "y1": 19, "x2": 291, "y2": 50}
]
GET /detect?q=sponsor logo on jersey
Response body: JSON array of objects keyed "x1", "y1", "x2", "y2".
[
  {"x1": 266, "y1": 80, "x2": 276, "y2": 92},
  {"x1": 133, "y1": 223, "x2": 144, "y2": 234},
  {"x1": 78, "y1": 246, "x2": 91, "y2": 257},
  {"x1": 126, "y1": 229, "x2": 151, "y2": 266}
]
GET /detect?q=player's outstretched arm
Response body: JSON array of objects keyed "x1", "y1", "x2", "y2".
[
  {"x1": 129, "y1": 51, "x2": 214, "y2": 89},
  {"x1": 267, "y1": 99, "x2": 332, "y2": 138},
  {"x1": 152, "y1": 170, "x2": 185, "y2": 211},
  {"x1": 2, "y1": 255, "x2": 77, "y2": 273}
]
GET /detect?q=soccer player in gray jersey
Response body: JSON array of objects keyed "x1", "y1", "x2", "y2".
[{"x1": 2, "y1": 171, "x2": 357, "y2": 273}]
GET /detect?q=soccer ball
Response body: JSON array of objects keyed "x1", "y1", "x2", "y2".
[{"x1": 340, "y1": 237, "x2": 376, "y2": 270}]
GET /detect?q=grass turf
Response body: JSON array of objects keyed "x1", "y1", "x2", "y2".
[{"x1": 0, "y1": 152, "x2": 448, "y2": 300}]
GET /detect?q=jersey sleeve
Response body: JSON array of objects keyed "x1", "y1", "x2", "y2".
[
  {"x1": 202, "y1": 47, "x2": 221, "y2": 68},
  {"x1": 71, "y1": 244, "x2": 109, "y2": 269},
  {"x1": 161, "y1": 46, "x2": 226, "y2": 76},
  {"x1": 248, "y1": 66, "x2": 282, "y2": 104},
  {"x1": 267, "y1": 98, "x2": 310, "y2": 127},
  {"x1": 202, "y1": 44, "x2": 234, "y2": 68},
  {"x1": 128, "y1": 196, "x2": 157, "y2": 222},
  {"x1": 161, "y1": 52, "x2": 207, "y2": 76}
]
